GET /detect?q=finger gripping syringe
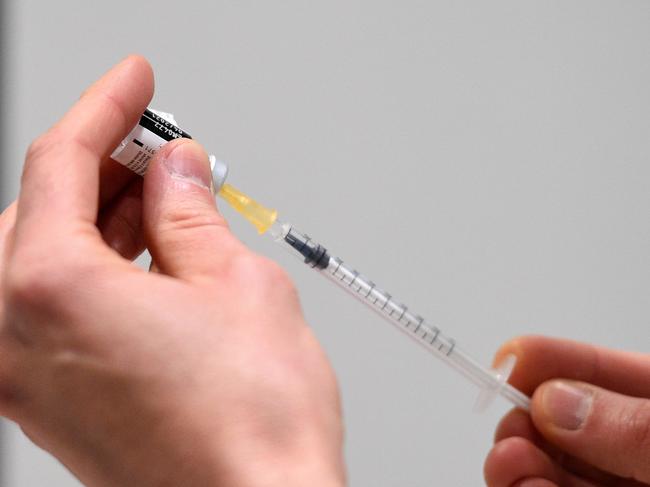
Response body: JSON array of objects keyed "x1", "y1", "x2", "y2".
[{"x1": 219, "y1": 184, "x2": 531, "y2": 412}]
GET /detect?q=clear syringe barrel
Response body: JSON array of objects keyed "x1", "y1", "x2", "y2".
[{"x1": 270, "y1": 220, "x2": 531, "y2": 411}]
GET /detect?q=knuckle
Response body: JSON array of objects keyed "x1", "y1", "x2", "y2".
[
  {"x1": 161, "y1": 202, "x2": 228, "y2": 235},
  {"x1": 25, "y1": 132, "x2": 58, "y2": 163},
  {"x1": 254, "y1": 257, "x2": 297, "y2": 295},
  {"x1": 22, "y1": 131, "x2": 68, "y2": 184},
  {"x1": 5, "y1": 248, "x2": 80, "y2": 312},
  {"x1": 95, "y1": 90, "x2": 128, "y2": 130},
  {"x1": 230, "y1": 253, "x2": 298, "y2": 299},
  {"x1": 6, "y1": 262, "x2": 62, "y2": 311}
]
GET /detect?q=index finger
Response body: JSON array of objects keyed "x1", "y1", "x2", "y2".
[
  {"x1": 495, "y1": 335, "x2": 650, "y2": 398},
  {"x1": 14, "y1": 55, "x2": 154, "y2": 244}
]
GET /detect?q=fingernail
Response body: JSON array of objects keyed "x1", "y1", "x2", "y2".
[
  {"x1": 162, "y1": 142, "x2": 212, "y2": 191},
  {"x1": 542, "y1": 381, "x2": 592, "y2": 430}
]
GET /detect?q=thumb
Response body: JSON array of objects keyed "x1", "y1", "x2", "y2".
[
  {"x1": 142, "y1": 139, "x2": 243, "y2": 282},
  {"x1": 531, "y1": 379, "x2": 650, "y2": 483}
]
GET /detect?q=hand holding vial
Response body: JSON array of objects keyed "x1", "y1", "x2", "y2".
[{"x1": 0, "y1": 56, "x2": 345, "y2": 487}]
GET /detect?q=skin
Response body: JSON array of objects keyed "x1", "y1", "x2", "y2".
[
  {"x1": 484, "y1": 336, "x2": 650, "y2": 487},
  {"x1": 0, "y1": 56, "x2": 344, "y2": 487}
]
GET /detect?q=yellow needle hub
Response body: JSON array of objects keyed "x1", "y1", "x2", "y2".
[{"x1": 218, "y1": 183, "x2": 278, "y2": 234}]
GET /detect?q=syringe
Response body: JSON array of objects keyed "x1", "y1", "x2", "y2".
[{"x1": 219, "y1": 183, "x2": 531, "y2": 412}]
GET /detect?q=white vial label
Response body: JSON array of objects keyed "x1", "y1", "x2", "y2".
[{"x1": 111, "y1": 109, "x2": 190, "y2": 176}]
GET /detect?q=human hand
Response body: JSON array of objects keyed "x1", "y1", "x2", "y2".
[
  {"x1": 484, "y1": 336, "x2": 650, "y2": 487},
  {"x1": 0, "y1": 56, "x2": 344, "y2": 487}
]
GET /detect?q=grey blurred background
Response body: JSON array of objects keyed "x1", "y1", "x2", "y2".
[{"x1": 1, "y1": 1, "x2": 649, "y2": 485}]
